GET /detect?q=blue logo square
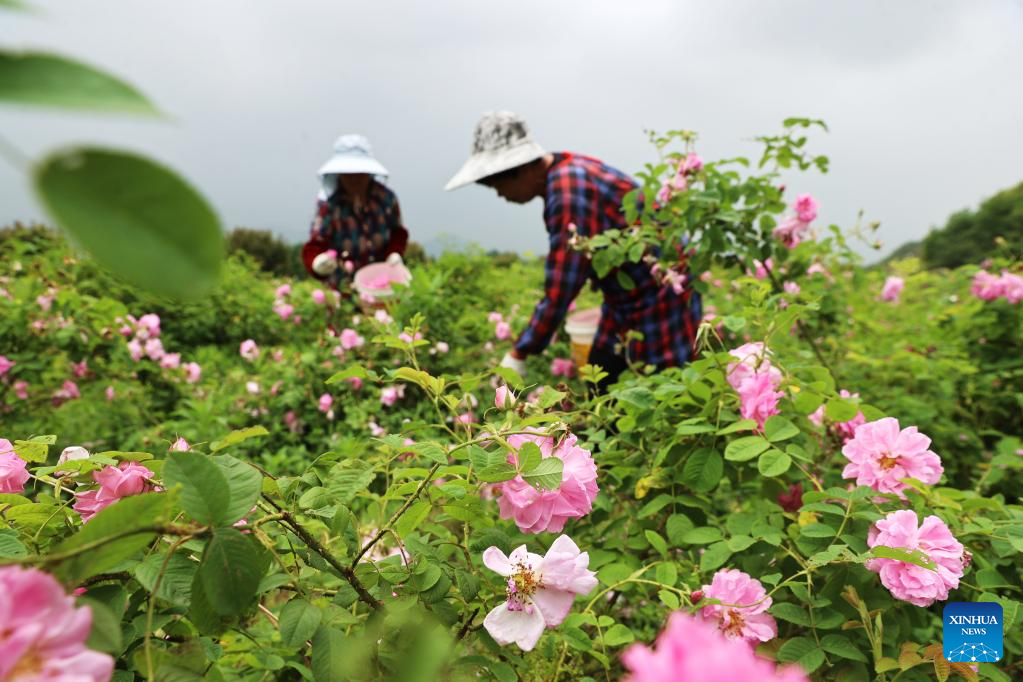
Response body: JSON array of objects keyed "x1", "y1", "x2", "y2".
[{"x1": 943, "y1": 602, "x2": 1003, "y2": 663}]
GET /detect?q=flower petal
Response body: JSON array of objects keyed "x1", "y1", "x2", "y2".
[
  {"x1": 482, "y1": 547, "x2": 514, "y2": 577},
  {"x1": 530, "y1": 588, "x2": 576, "y2": 627},
  {"x1": 483, "y1": 602, "x2": 546, "y2": 651}
]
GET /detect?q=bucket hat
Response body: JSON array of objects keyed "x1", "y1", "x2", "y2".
[
  {"x1": 318, "y1": 134, "x2": 389, "y2": 198},
  {"x1": 444, "y1": 111, "x2": 545, "y2": 190}
]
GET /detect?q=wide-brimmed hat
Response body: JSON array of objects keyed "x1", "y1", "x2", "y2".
[
  {"x1": 318, "y1": 134, "x2": 388, "y2": 197},
  {"x1": 444, "y1": 111, "x2": 545, "y2": 190}
]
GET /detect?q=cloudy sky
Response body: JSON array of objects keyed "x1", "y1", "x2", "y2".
[{"x1": 3, "y1": 0, "x2": 1022, "y2": 260}]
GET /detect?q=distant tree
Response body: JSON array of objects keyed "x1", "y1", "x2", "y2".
[
  {"x1": 226, "y1": 227, "x2": 305, "y2": 278},
  {"x1": 921, "y1": 181, "x2": 1023, "y2": 268}
]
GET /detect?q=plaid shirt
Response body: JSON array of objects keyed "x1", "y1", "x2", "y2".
[
  {"x1": 310, "y1": 180, "x2": 403, "y2": 280},
  {"x1": 515, "y1": 152, "x2": 702, "y2": 368}
]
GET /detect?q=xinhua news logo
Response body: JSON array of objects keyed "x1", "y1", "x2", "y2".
[{"x1": 943, "y1": 602, "x2": 1003, "y2": 664}]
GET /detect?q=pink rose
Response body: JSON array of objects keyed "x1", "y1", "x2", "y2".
[
  {"x1": 496, "y1": 432, "x2": 598, "y2": 534},
  {"x1": 880, "y1": 275, "x2": 904, "y2": 302},
  {"x1": 126, "y1": 338, "x2": 144, "y2": 362},
  {"x1": 183, "y1": 362, "x2": 201, "y2": 384},
  {"x1": 144, "y1": 338, "x2": 165, "y2": 361},
  {"x1": 73, "y1": 461, "x2": 155, "y2": 523},
  {"x1": 0, "y1": 439, "x2": 30, "y2": 493},
  {"x1": 0, "y1": 565, "x2": 115, "y2": 681},
  {"x1": 311, "y1": 289, "x2": 327, "y2": 305},
  {"x1": 318, "y1": 393, "x2": 333, "y2": 414},
  {"x1": 104, "y1": 386, "x2": 115, "y2": 401},
  {"x1": 435, "y1": 341, "x2": 449, "y2": 354},
  {"x1": 698, "y1": 569, "x2": 777, "y2": 645},
  {"x1": 275, "y1": 283, "x2": 291, "y2": 298},
  {"x1": 550, "y1": 358, "x2": 575, "y2": 378},
  {"x1": 865, "y1": 509, "x2": 964, "y2": 607},
  {"x1": 622, "y1": 613, "x2": 808, "y2": 682},
  {"x1": 340, "y1": 329, "x2": 365, "y2": 350},
  {"x1": 841, "y1": 417, "x2": 942, "y2": 499},
  {"x1": 273, "y1": 302, "x2": 294, "y2": 320},
  {"x1": 495, "y1": 385, "x2": 516, "y2": 409},
  {"x1": 0, "y1": 354, "x2": 14, "y2": 377},
  {"x1": 169, "y1": 437, "x2": 190, "y2": 452},
  {"x1": 13, "y1": 380, "x2": 29, "y2": 400},
  {"x1": 794, "y1": 193, "x2": 819, "y2": 222},
  {"x1": 239, "y1": 339, "x2": 260, "y2": 361},
  {"x1": 495, "y1": 321, "x2": 512, "y2": 340},
  {"x1": 482, "y1": 535, "x2": 597, "y2": 651},
  {"x1": 71, "y1": 360, "x2": 88, "y2": 378},
  {"x1": 159, "y1": 353, "x2": 181, "y2": 369}
]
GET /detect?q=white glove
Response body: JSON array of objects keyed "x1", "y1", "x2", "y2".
[
  {"x1": 500, "y1": 352, "x2": 527, "y2": 376},
  {"x1": 312, "y1": 252, "x2": 338, "y2": 276},
  {"x1": 386, "y1": 252, "x2": 404, "y2": 266}
]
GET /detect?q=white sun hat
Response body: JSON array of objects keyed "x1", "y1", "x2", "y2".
[
  {"x1": 444, "y1": 111, "x2": 546, "y2": 191},
  {"x1": 318, "y1": 134, "x2": 389, "y2": 198}
]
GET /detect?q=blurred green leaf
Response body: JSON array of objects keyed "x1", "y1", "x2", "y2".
[
  {"x1": 0, "y1": 51, "x2": 157, "y2": 113},
  {"x1": 34, "y1": 147, "x2": 223, "y2": 301}
]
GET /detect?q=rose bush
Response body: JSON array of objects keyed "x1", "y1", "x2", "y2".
[{"x1": 0, "y1": 122, "x2": 1020, "y2": 681}]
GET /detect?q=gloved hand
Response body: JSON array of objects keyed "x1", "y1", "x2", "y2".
[
  {"x1": 386, "y1": 252, "x2": 404, "y2": 266},
  {"x1": 500, "y1": 352, "x2": 527, "y2": 377},
  {"x1": 312, "y1": 252, "x2": 338, "y2": 276}
]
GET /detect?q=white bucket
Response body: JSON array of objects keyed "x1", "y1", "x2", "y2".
[{"x1": 564, "y1": 307, "x2": 601, "y2": 367}]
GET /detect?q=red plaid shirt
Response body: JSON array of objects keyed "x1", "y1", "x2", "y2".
[{"x1": 515, "y1": 153, "x2": 702, "y2": 368}]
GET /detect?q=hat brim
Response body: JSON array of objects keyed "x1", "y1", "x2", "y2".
[
  {"x1": 444, "y1": 141, "x2": 545, "y2": 191},
  {"x1": 318, "y1": 155, "x2": 389, "y2": 178}
]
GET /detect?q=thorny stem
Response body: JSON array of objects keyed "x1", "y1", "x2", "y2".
[
  {"x1": 145, "y1": 535, "x2": 192, "y2": 680},
  {"x1": 262, "y1": 497, "x2": 382, "y2": 611},
  {"x1": 351, "y1": 462, "x2": 442, "y2": 568}
]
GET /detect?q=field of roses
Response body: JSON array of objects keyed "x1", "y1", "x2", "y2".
[{"x1": 1, "y1": 121, "x2": 1022, "y2": 682}]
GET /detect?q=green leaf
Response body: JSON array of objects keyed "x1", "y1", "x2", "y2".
[
  {"x1": 778, "y1": 636, "x2": 826, "y2": 672},
  {"x1": 0, "y1": 529, "x2": 27, "y2": 558},
  {"x1": 326, "y1": 461, "x2": 376, "y2": 503},
  {"x1": 645, "y1": 530, "x2": 668, "y2": 558},
  {"x1": 820, "y1": 634, "x2": 867, "y2": 662},
  {"x1": 0, "y1": 51, "x2": 157, "y2": 113},
  {"x1": 477, "y1": 462, "x2": 517, "y2": 483},
  {"x1": 771, "y1": 602, "x2": 811, "y2": 626},
  {"x1": 410, "y1": 441, "x2": 448, "y2": 465},
  {"x1": 521, "y1": 457, "x2": 563, "y2": 491},
  {"x1": 311, "y1": 625, "x2": 348, "y2": 682},
  {"x1": 800, "y1": 523, "x2": 836, "y2": 538},
  {"x1": 493, "y1": 366, "x2": 525, "y2": 390},
  {"x1": 699, "y1": 541, "x2": 732, "y2": 571},
  {"x1": 198, "y1": 528, "x2": 268, "y2": 616},
  {"x1": 724, "y1": 436, "x2": 770, "y2": 462},
  {"x1": 866, "y1": 545, "x2": 936, "y2": 570},
  {"x1": 716, "y1": 419, "x2": 758, "y2": 435},
  {"x1": 210, "y1": 426, "x2": 269, "y2": 452},
  {"x1": 615, "y1": 270, "x2": 636, "y2": 290},
  {"x1": 537, "y1": 387, "x2": 567, "y2": 410},
  {"x1": 616, "y1": 387, "x2": 656, "y2": 410},
  {"x1": 34, "y1": 147, "x2": 223, "y2": 301},
  {"x1": 763, "y1": 416, "x2": 799, "y2": 442},
  {"x1": 517, "y1": 442, "x2": 543, "y2": 473},
  {"x1": 680, "y1": 526, "x2": 722, "y2": 545},
  {"x1": 602, "y1": 623, "x2": 635, "y2": 646},
  {"x1": 81, "y1": 597, "x2": 123, "y2": 654},
  {"x1": 825, "y1": 397, "x2": 860, "y2": 423},
  {"x1": 325, "y1": 364, "x2": 376, "y2": 384},
  {"x1": 52, "y1": 492, "x2": 171, "y2": 583},
  {"x1": 163, "y1": 452, "x2": 230, "y2": 526},
  {"x1": 757, "y1": 449, "x2": 792, "y2": 477},
  {"x1": 134, "y1": 550, "x2": 197, "y2": 606},
  {"x1": 394, "y1": 501, "x2": 432, "y2": 538},
  {"x1": 279, "y1": 599, "x2": 323, "y2": 648},
  {"x1": 212, "y1": 455, "x2": 262, "y2": 526},
  {"x1": 655, "y1": 562, "x2": 678, "y2": 587},
  {"x1": 682, "y1": 448, "x2": 723, "y2": 492}
]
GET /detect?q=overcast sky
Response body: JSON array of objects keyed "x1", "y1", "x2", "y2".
[{"x1": 3, "y1": 0, "x2": 1022, "y2": 260}]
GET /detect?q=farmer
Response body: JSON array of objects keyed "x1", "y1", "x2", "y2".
[
  {"x1": 302, "y1": 134, "x2": 409, "y2": 289},
  {"x1": 445, "y1": 111, "x2": 701, "y2": 390}
]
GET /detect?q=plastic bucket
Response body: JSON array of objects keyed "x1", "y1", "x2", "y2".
[
  {"x1": 353, "y1": 262, "x2": 412, "y2": 310},
  {"x1": 564, "y1": 307, "x2": 601, "y2": 368}
]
